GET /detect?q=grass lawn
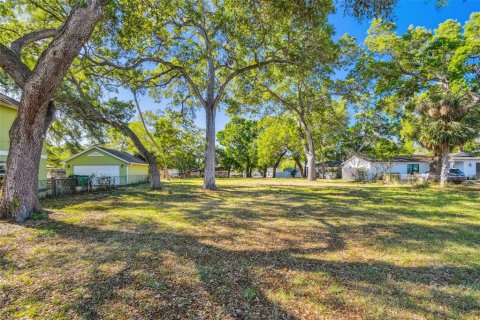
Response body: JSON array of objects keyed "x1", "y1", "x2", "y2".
[{"x1": 1, "y1": 179, "x2": 479, "y2": 319}]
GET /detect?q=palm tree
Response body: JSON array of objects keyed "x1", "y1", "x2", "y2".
[{"x1": 417, "y1": 93, "x2": 480, "y2": 187}]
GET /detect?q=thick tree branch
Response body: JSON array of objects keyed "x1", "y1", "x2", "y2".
[
  {"x1": 0, "y1": 43, "x2": 32, "y2": 88},
  {"x1": 87, "y1": 55, "x2": 206, "y2": 105},
  {"x1": 28, "y1": 0, "x2": 64, "y2": 21},
  {"x1": 260, "y1": 84, "x2": 297, "y2": 111},
  {"x1": 23, "y1": 0, "x2": 107, "y2": 116},
  {"x1": 132, "y1": 89, "x2": 162, "y2": 152},
  {"x1": 390, "y1": 54, "x2": 448, "y2": 87},
  {"x1": 70, "y1": 76, "x2": 161, "y2": 188},
  {"x1": 307, "y1": 96, "x2": 329, "y2": 109},
  {"x1": 214, "y1": 58, "x2": 294, "y2": 109},
  {"x1": 11, "y1": 29, "x2": 57, "y2": 55}
]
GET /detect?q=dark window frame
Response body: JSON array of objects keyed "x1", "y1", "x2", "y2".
[{"x1": 407, "y1": 163, "x2": 420, "y2": 174}]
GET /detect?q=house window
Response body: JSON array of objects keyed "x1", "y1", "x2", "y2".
[
  {"x1": 407, "y1": 164, "x2": 419, "y2": 174},
  {"x1": 0, "y1": 161, "x2": 5, "y2": 177}
]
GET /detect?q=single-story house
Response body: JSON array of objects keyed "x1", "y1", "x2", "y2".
[
  {"x1": 449, "y1": 152, "x2": 480, "y2": 179},
  {"x1": 342, "y1": 155, "x2": 432, "y2": 181},
  {"x1": 0, "y1": 93, "x2": 47, "y2": 181},
  {"x1": 342, "y1": 153, "x2": 480, "y2": 181},
  {"x1": 62, "y1": 146, "x2": 149, "y2": 185}
]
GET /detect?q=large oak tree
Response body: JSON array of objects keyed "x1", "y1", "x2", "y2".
[
  {"x1": 0, "y1": 0, "x2": 108, "y2": 221},
  {"x1": 85, "y1": 0, "x2": 337, "y2": 189}
]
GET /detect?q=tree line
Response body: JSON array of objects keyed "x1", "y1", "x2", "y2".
[{"x1": 0, "y1": 0, "x2": 478, "y2": 221}]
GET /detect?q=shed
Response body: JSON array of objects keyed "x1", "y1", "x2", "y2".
[{"x1": 62, "y1": 146, "x2": 149, "y2": 185}]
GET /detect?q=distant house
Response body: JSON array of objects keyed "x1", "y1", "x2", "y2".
[
  {"x1": 167, "y1": 168, "x2": 180, "y2": 178},
  {"x1": 342, "y1": 155, "x2": 432, "y2": 181},
  {"x1": 62, "y1": 146, "x2": 149, "y2": 185},
  {"x1": 342, "y1": 153, "x2": 480, "y2": 181},
  {"x1": 178, "y1": 166, "x2": 240, "y2": 178},
  {"x1": 316, "y1": 160, "x2": 342, "y2": 179},
  {"x1": 266, "y1": 167, "x2": 302, "y2": 178},
  {"x1": 0, "y1": 93, "x2": 47, "y2": 181},
  {"x1": 450, "y1": 152, "x2": 480, "y2": 179}
]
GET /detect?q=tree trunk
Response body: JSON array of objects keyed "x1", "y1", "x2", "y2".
[
  {"x1": 297, "y1": 114, "x2": 316, "y2": 181},
  {"x1": 0, "y1": 102, "x2": 55, "y2": 221},
  {"x1": 0, "y1": 0, "x2": 107, "y2": 222},
  {"x1": 119, "y1": 125, "x2": 161, "y2": 189},
  {"x1": 293, "y1": 158, "x2": 304, "y2": 178},
  {"x1": 430, "y1": 153, "x2": 441, "y2": 182},
  {"x1": 262, "y1": 166, "x2": 267, "y2": 178},
  {"x1": 163, "y1": 166, "x2": 171, "y2": 181},
  {"x1": 227, "y1": 166, "x2": 231, "y2": 178},
  {"x1": 303, "y1": 127, "x2": 316, "y2": 181},
  {"x1": 147, "y1": 163, "x2": 161, "y2": 189},
  {"x1": 439, "y1": 147, "x2": 450, "y2": 188},
  {"x1": 273, "y1": 150, "x2": 286, "y2": 179},
  {"x1": 204, "y1": 105, "x2": 216, "y2": 190}
]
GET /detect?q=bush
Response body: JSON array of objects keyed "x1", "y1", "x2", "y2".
[{"x1": 352, "y1": 168, "x2": 368, "y2": 182}]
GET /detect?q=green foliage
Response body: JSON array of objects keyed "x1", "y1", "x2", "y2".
[
  {"x1": 415, "y1": 94, "x2": 480, "y2": 153},
  {"x1": 244, "y1": 287, "x2": 256, "y2": 302},
  {"x1": 105, "y1": 111, "x2": 205, "y2": 172},
  {"x1": 462, "y1": 140, "x2": 480, "y2": 155},
  {"x1": 217, "y1": 117, "x2": 258, "y2": 175},
  {"x1": 365, "y1": 13, "x2": 479, "y2": 98},
  {"x1": 256, "y1": 116, "x2": 302, "y2": 168},
  {"x1": 92, "y1": 0, "x2": 337, "y2": 109},
  {"x1": 215, "y1": 147, "x2": 238, "y2": 175},
  {"x1": 152, "y1": 112, "x2": 205, "y2": 171},
  {"x1": 363, "y1": 14, "x2": 480, "y2": 156}
]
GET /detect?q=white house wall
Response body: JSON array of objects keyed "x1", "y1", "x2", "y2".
[
  {"x1": 389, "y1": 162, "x2": 430, "y2": 174},
  {"x1": 452, "y1": 159, "x2": 478, "y2": 178},
  {"x1": 342, "y1": 156, "x2": 375, "y2": 180},
  {"x1": 463, "y1": 161, "x2": 477, "y2": 178},
  {"x1": 343, "y1": 156, "x2": 431, "y2": 181}
]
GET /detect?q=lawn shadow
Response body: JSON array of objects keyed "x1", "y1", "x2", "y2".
[
  {"x1": 25, "y1": 217, "x2": 480, "y2": 319},
  {"x1": 30, "y1": 181, "x2": 480, "y2": 319}
]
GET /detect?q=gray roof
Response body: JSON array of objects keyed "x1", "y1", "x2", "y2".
[
  {"x1": 316, "y1": 160, "x2": 343, "y2": 167},
  {"x1": 354, "y1": 154, "x2": 432, "y2": 163},
  {"x1": 450, "y1": 152, "x2": 476, "y2": 158},
  {"x1": 390, "y1": 155, "x2": 433, "y2": 162},
  {"x1": 97, "y1": 147, "x2": 147, "y2": 164},
  {"x1": 0, "y1": 93, "x2": 19, "y2": 108}
]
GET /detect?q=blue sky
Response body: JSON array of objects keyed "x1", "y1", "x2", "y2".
[{"x1": 122, "y1": 0, "x2": 479, "y2": 131}]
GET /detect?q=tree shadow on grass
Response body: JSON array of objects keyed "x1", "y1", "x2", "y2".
[
  {"x1": 22, "y1": 217, "x2": 480, "y2": 320},
  {"x1": 31, "y1": 182, "x2": 480, "y2": 318}
]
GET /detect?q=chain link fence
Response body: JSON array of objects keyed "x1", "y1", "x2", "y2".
[{"x1": 38, "y1": 175, "x2": 149, "y2": 199}]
